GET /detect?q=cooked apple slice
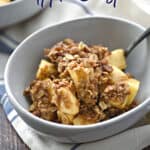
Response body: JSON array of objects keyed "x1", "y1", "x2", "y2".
[
  {"x1": 110, "y1": 79, "x2": 140, "y2": 109},
  {"x1": 36, "y1": 59, "x2": 56, "y2": 80},
  {"x1": 58, "y1": 87, "x2": 79, "y2": 115},
  {"x1": 68, "y1": 67, "x2": 90, "y2": 87},
  {"x1": 0, "y1": 0, "x2": 11, "y2": 5},
  {"x1": 0, "y1": 0, "x2": 10, "y2": 2},
  {"x1": 123, "y1": 78, "x2": 140, "y2": 107},
  {"x1": 57, "y1": 111, "x2": 74, "y2": 125},
  {"x1": 111, "y1": 66, "x2": 128, "y2": 82},
  {"x1": 106, "y1": 49, "x2": 127, "y2": 70},
  {"x1": 73, "y1": 115, "x2": 96, "y2": 125},
  {"x1": 78, "y1": 41, "x2": 87, "y2": 50}
]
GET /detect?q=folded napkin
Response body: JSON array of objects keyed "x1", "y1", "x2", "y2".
[
  {"x1": 1, "y1": 83, "x2": 150, "y2": 150},
  {"x1": 0, "y1": 0, "x2": 150, "y2": 149}
]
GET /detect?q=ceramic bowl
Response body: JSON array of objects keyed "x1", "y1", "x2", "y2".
[
  {"x1": 4, "y1": 16, "x2": 150, "y2": 143},
  {"x1": 0, "y1": 0, "x2": 47, "y2": 28}
]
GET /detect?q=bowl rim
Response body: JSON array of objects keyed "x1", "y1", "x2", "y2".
[
  {"x1": 4, "y1": 16, "x2": 150, "y2": 130},
  {"x1": 0, "y1": 0, "x2": 22, "y2": 8}
]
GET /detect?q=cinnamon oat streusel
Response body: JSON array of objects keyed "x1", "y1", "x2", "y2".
[{"x1": 24, "y1": 39, "x2": 140, "y2": 125}]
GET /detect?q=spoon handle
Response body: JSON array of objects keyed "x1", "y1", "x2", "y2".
[{"x1": 125, "y1": 27, "x2": 150, "y2": 57}]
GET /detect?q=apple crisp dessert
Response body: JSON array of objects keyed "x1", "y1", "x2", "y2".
[{"x1": 24, "y1": 39, "x2": 139, "y2": 125}]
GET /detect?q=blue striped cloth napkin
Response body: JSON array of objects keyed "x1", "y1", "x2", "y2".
[{"x1": 0, "y1": 0, "x2": 150, "y2": 149}]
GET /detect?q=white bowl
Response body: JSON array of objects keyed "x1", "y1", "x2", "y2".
[
  {"x1": 4, "y1": 16, "x2": 150, "y2": 143},
  {"x1": 0, "y1": 0, "x2": 47, "y2": 28}
]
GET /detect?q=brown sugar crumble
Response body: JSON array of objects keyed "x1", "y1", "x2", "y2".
[{"x1": 24, "y1": 39, "x2": 140, "y2": 125}]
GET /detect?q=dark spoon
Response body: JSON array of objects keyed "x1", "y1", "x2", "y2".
[
  {"x1": 142, "y1": 145, "x2": 150, "y2": 150},
  {"x1": 125, "y1": 27, "x2": 150, "y2": 57}
]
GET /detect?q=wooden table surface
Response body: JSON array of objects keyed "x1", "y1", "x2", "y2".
[
  {"x1": 0, "y1": 53, "x2": 29, "y2": 150},
  {"x1": 0, "y1": 105, "x2": 29, "y2": 150}
]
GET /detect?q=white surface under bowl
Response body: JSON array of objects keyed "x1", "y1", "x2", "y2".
[
  {"x1": 4, "y1": 16, "x2": 150, "y2": 143},
  {"x1": 0, "y1": 0, "x2": 48, "y2": 28},
  {"x1": 132, "y1": 0, "x2": 150, "y2": 15}
]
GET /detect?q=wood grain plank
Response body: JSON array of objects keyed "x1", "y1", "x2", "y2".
[{"x1": 0, "y1": 105, "x2": 29, "y2": 150}]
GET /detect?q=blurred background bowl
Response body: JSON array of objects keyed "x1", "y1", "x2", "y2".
[{"x1": 0, "y1": 0, "x2": 48, "y2": 29}]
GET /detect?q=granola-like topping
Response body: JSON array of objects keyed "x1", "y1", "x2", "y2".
[
  {"x1": 102, "y1": 82, "x2": 130, "y2": 103},
  {"x1": 24, "y1": 39, "x2": 138, "y2": 125}
]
